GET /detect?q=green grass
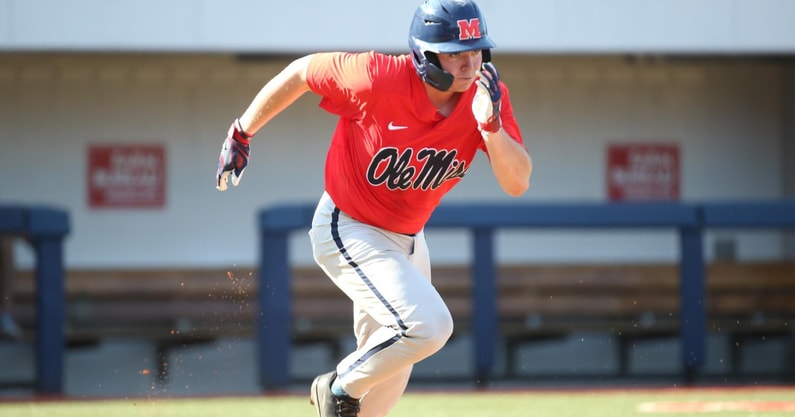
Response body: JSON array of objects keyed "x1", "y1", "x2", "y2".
[{"x1": 1, "y1": 387, "x2": 793, "y2": 417}]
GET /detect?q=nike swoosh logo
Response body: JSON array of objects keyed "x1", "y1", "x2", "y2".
[{"x1": 388, "y1": 122, "x2": 408, "y2": 131}]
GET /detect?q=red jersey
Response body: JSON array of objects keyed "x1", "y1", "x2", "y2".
[{"x1": 306, "y1": 51, "x2": 523, "y2": 235}]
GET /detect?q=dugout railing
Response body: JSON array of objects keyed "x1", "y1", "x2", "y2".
[{"x1": 0, "y1": 204, "x2": 70, "y2": 395}]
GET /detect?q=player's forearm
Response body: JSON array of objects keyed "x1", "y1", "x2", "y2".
[
  {"x1": 483, "y1": 129, "x2": 532, "y2": 196},
  {"x1": 237, "y1": 54, "x2": 314, "y2": 135}
]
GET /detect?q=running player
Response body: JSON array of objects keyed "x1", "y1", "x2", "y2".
[{"x1": 215, "y1": 1, "x2": 532, "y2": 416}]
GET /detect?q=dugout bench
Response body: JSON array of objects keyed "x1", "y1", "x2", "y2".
[{"x1": 7, "y1": 259, "x2": 788, "y2": 391}]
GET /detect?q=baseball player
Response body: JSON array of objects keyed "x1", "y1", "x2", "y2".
[{"x1": 215, "y1": 0, "x2": 532, "y2": 416}]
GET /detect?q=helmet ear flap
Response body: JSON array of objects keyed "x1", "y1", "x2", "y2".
[
  {"x1": 425, "y1": 51, "x2": 442, "y2": 68},
  {"x1": 411, "y1": 50, "x2": 454, "y2": 92},
  {"x1": 423, "y1": 52, "x2": 454, "y2": 91}
]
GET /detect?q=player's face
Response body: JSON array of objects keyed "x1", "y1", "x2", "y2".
[{"x1": 437, "y1": 50, "x2": 483, "y2": 92}]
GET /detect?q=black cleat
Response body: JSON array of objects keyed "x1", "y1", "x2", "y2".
[{"x1": 310, "y1": 371, "x2": 360, "y2": 417}]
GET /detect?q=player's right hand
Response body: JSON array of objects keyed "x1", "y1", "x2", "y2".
[{"x1": 216, "y1": 119, "x2": 252, "y2": 191}]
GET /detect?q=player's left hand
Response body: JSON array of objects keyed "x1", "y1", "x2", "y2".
[
  {"x1": 216, "y1": 119, "x2": 252, "y2": 191},
  {"x1": 472, "y1": 62, "x2": 502, "y2": 134}
]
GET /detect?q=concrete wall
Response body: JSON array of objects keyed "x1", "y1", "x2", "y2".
[{"x1": 0, "y1": 53, "x2": 790, "y2": 268}]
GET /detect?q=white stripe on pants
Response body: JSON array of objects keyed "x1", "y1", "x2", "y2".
[{"x1": 309, "y1": 192, "x2": 454, "y2": 417}]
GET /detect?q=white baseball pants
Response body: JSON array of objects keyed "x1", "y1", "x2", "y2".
[{"x1": 309, "y1": 192, "x2": 454, "y2": 417}]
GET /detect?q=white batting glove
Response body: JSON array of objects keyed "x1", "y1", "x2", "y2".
[
  {"x1": 471, "y1": 62, "x2": 502, "y2": 134},
  {"x1": 216, "y1": 119, "x2": 252, "y2": 191}
]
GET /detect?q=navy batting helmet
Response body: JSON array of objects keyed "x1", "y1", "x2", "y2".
[{"x1": 409, "y1": 0, "x2": 496, "y2": 91}]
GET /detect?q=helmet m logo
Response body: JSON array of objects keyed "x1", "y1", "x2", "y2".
[{"x1": 457, "y1": 18, "x2": 481, "y2": 40}]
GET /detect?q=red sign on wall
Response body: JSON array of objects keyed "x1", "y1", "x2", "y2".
[
  {"x1": 87, "y1": 144, "x2": 166, "y2": 208},
  {"x1": 607, "y1": 143, "x2": 680, "y2": 201}
]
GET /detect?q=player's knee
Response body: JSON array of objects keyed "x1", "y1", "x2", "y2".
[
  {"x1": 433, "y1": 311, "x2": 454, "y2": 349},
  {"x1": 408, "y1": 308, "x2": 453, "y2": 353}
]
